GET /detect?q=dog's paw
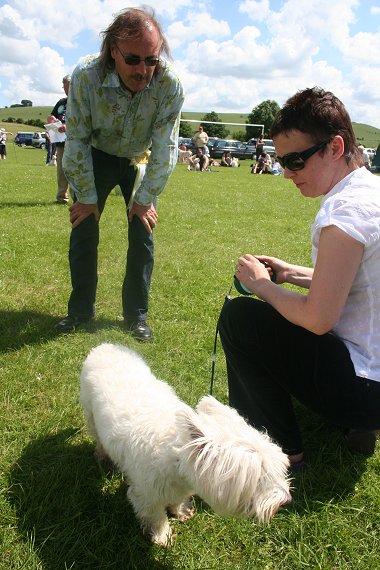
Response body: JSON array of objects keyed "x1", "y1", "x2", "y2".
[
  {"x1": 149, "y1": 526, "x2": 174, "y2": 547},
  {"x1": 167, "y1": 499, "x2": 195, "y2": 522}
]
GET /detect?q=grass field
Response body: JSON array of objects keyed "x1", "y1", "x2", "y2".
[{"x1": 1, "y1": 146, "x2": 379, "y2": 569}]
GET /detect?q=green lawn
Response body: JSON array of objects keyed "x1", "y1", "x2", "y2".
[{"x1": 1, "y1": 146, "x2": 379, "y2": 569}]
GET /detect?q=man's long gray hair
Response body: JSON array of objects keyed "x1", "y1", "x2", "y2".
[{"x1": 98, "y1": 5, "x2": 171, "y2": 73}]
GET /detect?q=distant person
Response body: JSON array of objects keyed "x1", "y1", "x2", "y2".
[
  {"x1": 270, "y1": 153, "x2": 283, "y2": 175},
  {"x1": 255, "y1": 136, "x2": 264, "y2": 160},
  {"x1": 55, "y1": 7, "x2": 184, "y2": 341},
  {"x1": 221, "y1": 151, "x2": 233, "y2": 167},
  {"x1": 251, "y1": 151, "x2": 272, "y2": 173},
  {"x1": 45, "y1": 130, "x2": 56, "y2": 166},
  {"x1": 47, "y1": 75, "x2": 71, "y2": 203},
  {"x1": 188, "y1": 147, "x2": 209, "y2": 171},
  {"x1": 0, "y1": 128, "x2": 13, "y2": 160},
  {"x1": 193, "y1": 125, "x2": 209, "y2": 154}
]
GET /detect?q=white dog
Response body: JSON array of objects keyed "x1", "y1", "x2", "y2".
[
  {"x1": 80, "y1": 343, "x2": 291, "y2": 546},
  {"x1": 178, "y1": 148, "x2": 193, "y2": 163}
]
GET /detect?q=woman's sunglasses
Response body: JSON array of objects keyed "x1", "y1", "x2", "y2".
[
  {"x1": 115, "y1": 45, "x2": 160, "y2": 67},
  {"x1": 277, "y1": 141, "x2": 329, "y2": 171}
]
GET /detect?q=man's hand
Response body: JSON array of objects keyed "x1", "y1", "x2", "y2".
[
  {"x1": 69, "y1": 202, "x2": 100, "y2": 228},
  {"x1": 128, "y1": 202, "x2": 158, "y2": 234}
]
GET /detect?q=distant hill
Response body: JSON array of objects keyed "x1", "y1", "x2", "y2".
[{"x1": 1, "y1": 106, "x2": 380, "y2": 148}]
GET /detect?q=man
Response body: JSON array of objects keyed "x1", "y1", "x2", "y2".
[
  {"x1": 48, "y1": 75, "x2": 71, "y2": 204},
  {"x1": 192, "y1": 125, "x2": 209, "y2": 153},
  {"x1": 55, "y1": 7, "x2": 184, "y2": 341}
]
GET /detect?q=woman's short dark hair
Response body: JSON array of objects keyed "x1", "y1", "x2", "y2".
[
  {"x1": 98, "y1": 5, "x2": 171, "y2": 73},
  {"x1": 271, "y1": 87, "x2": 362, "y2": 166}
]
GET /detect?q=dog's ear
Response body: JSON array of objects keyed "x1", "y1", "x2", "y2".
[
  {"x1": 196, "y1": 395, "x2": 237, "y2": 419},
  {"x1": 176, "y1": 408, "x2": 206, "y2": 442}
]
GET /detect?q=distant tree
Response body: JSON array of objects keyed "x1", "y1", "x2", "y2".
[
  {"x1": 26, "y1": 118, "x2": 45, "y2": 128},
  {"x1": 179, "y1": 121, "x2": 193, "y2": 138},
  {"x1": 21, "y1": 99, "x2": 33, "y2": 107},
  {"x1": 200, "y1": 112, "x2": 229, "y2": 138},
  {"x1": 246, "y1": 100, "x2": 280, "y2": 139},
  {"x1": 234, "y1": 130, "x2": 247, "y2": 142}
]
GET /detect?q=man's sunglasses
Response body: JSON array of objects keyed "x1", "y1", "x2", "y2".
[
  {"x1": 277, "y1": 141, "x2": 329, "y2": 171},
  {"x1": 115, "y1": 45, "x2": 160, "y2": 67}
]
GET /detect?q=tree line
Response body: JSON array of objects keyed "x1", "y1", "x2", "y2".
[
  {"x1": 1, "y1": 116, "x2": 45, "y2": 129},
  {"x1": 1, "y1": 98, "x2": 280, "y2": 140},
  {"x1": 179, "y1": 100, "x2": 280, "y2": 141}
]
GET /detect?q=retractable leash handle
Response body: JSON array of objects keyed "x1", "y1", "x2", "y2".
[{"x1": 234, "y1": 262, "x2": 277, "y2": 295}]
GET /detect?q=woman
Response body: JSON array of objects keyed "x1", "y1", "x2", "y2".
[{"x1": 219, "y1": 87, "x2": 380, "y2": 467}]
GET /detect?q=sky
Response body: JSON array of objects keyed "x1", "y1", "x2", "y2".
[{"x1": 0, "y1": 0, "x2": 380, "y2": 127}]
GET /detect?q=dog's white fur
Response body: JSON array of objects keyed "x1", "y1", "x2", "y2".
[
  {"x1": 80, "y1": 343, "x2": 291, "y2": 545},
  {"x1": 178, "y1": 148, "x2": 193, "y2": 163}
]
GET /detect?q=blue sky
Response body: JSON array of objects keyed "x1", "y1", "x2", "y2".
[{"x1": 1, "y1": 0, "x2": 380, "y2": 127}]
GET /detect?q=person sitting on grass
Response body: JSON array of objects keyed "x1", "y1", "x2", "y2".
[
  {"x1": 219, "y1": 86, "x2": 380, "y2": 469},
  {"x1": 187, "y1": 147, "x2": 209, "y2": 171},
  {"x1": 221, "y1": 151, "x2": 233, "y2": 167},
  {"x1": 270, "y1": 152, "x2": 283, "y2": 175},
  {"x1": 251, "y1": 151, "x2": 272, "y2": 173}
]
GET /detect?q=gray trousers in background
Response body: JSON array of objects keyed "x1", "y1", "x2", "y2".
[{"x1": 56, "y1": 145, "x2": 69, "y2": 203}]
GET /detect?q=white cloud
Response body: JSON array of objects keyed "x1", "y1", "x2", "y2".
[
  {"x1": 239, "y1": 0, "x2": 271, "y2": 22},
  {"x1": 0, "y1": 0, "x2": 379, "y2": 128},
  {"x1": 167, "y1": 11, "x2": 230, "y2": 49}
]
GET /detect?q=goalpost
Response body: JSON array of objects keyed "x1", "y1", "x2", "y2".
[{"x1": 180, "y1": 118, "x2": 264, "y2": 136}]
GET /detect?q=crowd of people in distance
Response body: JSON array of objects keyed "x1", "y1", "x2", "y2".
[{"x1": 178, "y1": 127, "x2": 285, "y2": 174}]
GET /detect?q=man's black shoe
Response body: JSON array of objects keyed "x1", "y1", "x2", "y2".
[
  {"x1": 126, "y1": 320, "x2": 153, "y2": 342},
  {"x1": 54, "y1": 315, "x2": 92, "y2": 334}
]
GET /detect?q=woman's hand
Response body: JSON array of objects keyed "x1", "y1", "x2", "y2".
[
  {"x1": 254, "y1": 255, "x2": 290, "y2": 284},
  {"x1": 235, "y1": 254, "x2": 274, "y2": 292}
]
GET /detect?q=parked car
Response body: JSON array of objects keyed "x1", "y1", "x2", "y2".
[
  {"x1": 32, "y1": 132, "x2": 47, "y2": 149},
  {"x1": 209, "y1": 139, "x2": 254, "y2": 160},
  {"x1": 14, "y1": 132, "x2": 34, "y2": 146},
  {"x1": 206, "y1": 136, "x2": 219, "y2": 151}
]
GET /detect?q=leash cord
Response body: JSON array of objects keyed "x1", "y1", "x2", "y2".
[{"x1": 210, "y1": 283, "x2": 233, "y2": 395}]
